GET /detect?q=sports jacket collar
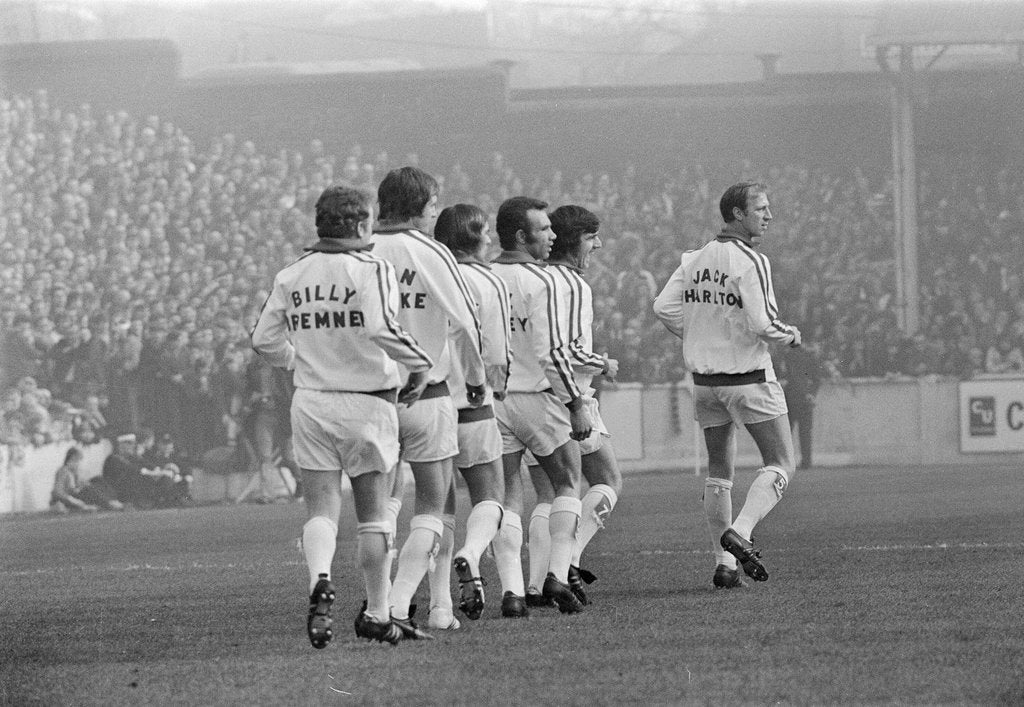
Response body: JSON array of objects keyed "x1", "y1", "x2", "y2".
[
  {"x1": 715, "y1": 224, "x2": 754, "y2": 247},
  {"x1": 546, "y1": 259, "x2": 583, "y2": 274},
  {"x1": 304, "y1": 238, "x2": 374, "y2": 253},
  {"x1": 492, "y1": 250, "x2": 544, "y2": 265},
  {"x1": 456, "y1": 254, "x2": 492, "y2": 268},
  {"x1": 373, "y1": 225, "x2": 427, "y2": 236}
]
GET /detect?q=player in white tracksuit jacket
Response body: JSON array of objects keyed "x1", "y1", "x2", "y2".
[
  {"x1": 533, "y1": 204, "x2": 623, "y2": 607},
  {"x1": 251, "y1": 185, "x2": 432, "y2": 648},
  {"x1": 491, "y1": 195, "x2": 592, "y2": 615},
  {"x1": 369, "y1": 167, "x2": 486, "y2": 636},
  {"x1": 434, "y1": 203, "x2": 529, "y2": 620},
  {"x1": 654, "y1": 181, "x2": 801, "y2": 589}
]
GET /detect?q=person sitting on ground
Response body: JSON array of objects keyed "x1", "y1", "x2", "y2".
[
  {"x1": 142, "y1": 433, "x2": 196, "y2": 506},
  {"x1": 101, "y1": 433, "x2": 178, "y2": 509},
  {"x1": 51, "y1": 447, "x2": 124, "y2": 512}
]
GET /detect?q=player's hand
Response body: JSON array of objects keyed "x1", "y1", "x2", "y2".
[
  {"x1": 465, "y1": 384, "x2": 486, "y2": 408},
  {"x1": 399, "y1": 370, "x2": 430, "y2": 406},
  {"x1": 492, "y1": 389, "x2": 506, "y2": 402},
  {"x1": 569, "y1": 406, "x2": 593, "y2": 442},
  {"x1": 789, "y1": 327, "x2": 803, "y2": 348},
  {"x1": 602, "y1": 356, "x2": 619, "y2": 380}
]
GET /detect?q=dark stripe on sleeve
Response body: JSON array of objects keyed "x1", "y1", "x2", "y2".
[{"x1": 525, "y1": 263, "x2": 580, "y2": 399}]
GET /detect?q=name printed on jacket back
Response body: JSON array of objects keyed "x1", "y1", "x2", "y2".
[
  {"x1": 287, "y1": 284, "x2": 364, "y2": 330},
  {"x1": 398, "y1": 269, "x2": 428, "y2": 309},
  {"x1": 684, "y1": 268, "x2": 743, "y2": 308}
]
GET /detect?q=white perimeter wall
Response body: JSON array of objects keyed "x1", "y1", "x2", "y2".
[{"x1": 3, "y1": 377, "x2": 1022, "y2": 513}]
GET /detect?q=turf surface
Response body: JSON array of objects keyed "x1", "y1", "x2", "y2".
[{"x1": 3, "y1": 464, "x2": 1023, "y2": 705}]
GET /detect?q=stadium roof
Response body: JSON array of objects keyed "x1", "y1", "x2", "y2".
[{"x1": 865, "y1": 0, "x2": 1024, "y2": 47}]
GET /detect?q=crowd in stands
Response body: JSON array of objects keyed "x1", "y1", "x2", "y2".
[{"x1": 2, "y1": 89, "x2": 1024, "y2": 466}]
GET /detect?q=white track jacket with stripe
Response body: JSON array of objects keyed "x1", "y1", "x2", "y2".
[
  {"x1": 546, "y1": 263, "x2": 606, "y2": 394},
  {"x1": 448, "y1": 257, "x2": 512, "y2": 410},
  {"x1": 369, "y1": 227, "x2": 485, "y2": 388},
  {"x1": 251, "y1": 240, "x2": 432, "y2": 392},
  {"x1": 653, "y1": 232, "x2": 797, "y2": 379},
  {"x1": 492, "y1": 251, "x2": 583, "y2": 404}
]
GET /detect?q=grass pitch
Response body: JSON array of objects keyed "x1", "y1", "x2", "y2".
[{"x1": 3, "y1": 463, "x2": 1023, "y2": 706}]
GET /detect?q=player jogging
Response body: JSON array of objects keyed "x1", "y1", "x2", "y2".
[
  {"x1": 251, "y1": 185, "x2": 431, "y2": 648},
  {"x1": 528, "y1": 204, "x2": 622, "y2": 606},
  {"x1": 370, "y1": 167, "x2": 487, "y2": 636},
  {"x1": 653, "y1": 181, "x2": 800, "y2": 588},
  {"x1": 491, "y1": 196, "x2": 593, "y2": 615},
  {"x1": 434, "y1": 203, "x2": 529, "y2": 619}
]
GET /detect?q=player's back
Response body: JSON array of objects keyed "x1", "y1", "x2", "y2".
[
  {"x1": 261, "y1": 250, "x2": 414, "y2": 392},
  {"x1": 660, "y1": 236, "x2": 776, "y2": 375},
  {"x1": 448, "y1": 261, "x2": 510, "y2": 407},
  {"x1": 370, "y1": 227, "x2": 479, "y2": 384}
]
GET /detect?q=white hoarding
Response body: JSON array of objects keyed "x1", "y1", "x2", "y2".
[{"x1": 958, "y1": 378, "x2": 1024, "y2": 453}]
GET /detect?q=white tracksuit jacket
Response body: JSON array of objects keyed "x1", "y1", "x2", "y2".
[
  {"x1": 369, "y1": 227, "x2": 485, "y2": 389},
  {"x1": 491, "y1": 251, "x2": 583, "y2": 404},
  {"x1": 448, "y1": 257, "x2": 512, "y2": 410},
  {"x1": 251, "y1": 239, "x2": 432, "y2": 391},
  {"x1": 653, "y1": 231, "x2": 797, "y2": 379}
]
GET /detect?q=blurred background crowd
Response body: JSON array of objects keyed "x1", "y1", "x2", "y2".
[{"x1": 2, "y1": 90, "x2": 1024, "y2": 461}]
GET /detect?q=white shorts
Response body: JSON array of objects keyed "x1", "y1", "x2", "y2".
[
  {"x1": 522, "y1": 395, "x2": 609, "y2": 462},
  {"x1": 693, "y1": 380, "x2": 788, "y2": 429},
  {"x1": 290, "y1": 388, "x2": 399, "y2": 477},
  {"x1": 495, "y1": 391, "x2": 572, "y2": 458},
  {"x1": 454, "y1": 408, "x2": 502, "y2": 469},
  {"x1": 579, "y1": 395, "x2": 610, "y2": 456},
  {"x1": 398, "y1": 391, "x2": 458, "y2": 463}
]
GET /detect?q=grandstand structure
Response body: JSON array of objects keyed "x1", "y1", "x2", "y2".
[
  {"x1": 3, "y1": 2, "x2": 1024, "y2": 499},
  {"x1": 866, "y1": 2, "x2": 1024, "y2": 334}
]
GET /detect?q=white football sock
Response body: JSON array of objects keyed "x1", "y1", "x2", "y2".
[
  {"x1": 427, "y1": 514, "x2": 457, "y2": 614},
  {"x1": 571, "y1": 484, "x2": 618, "y2": 566},
  {"x1": 491, "y1": 510, "x2": 525, "y2": 596},
  {"x1": 457, "y1": 500, "x2": 503, "y2": 573},
  {"x1": 383, "y1": 496, "x2": 403, "y2": 587},
  {"x1": 357, "y1": 521, "x2": 392, "y2": 622},
  {"x1": 527, "y1": 503, "x2": 551, "y2": 592},
  {"x1": 389, "y1": 514, "x2": 443, "y2": 620},
  {"x1": 547, "y1": 495, "x2": 582, "y2": 583},
  {"x1": 732, "y1": 466, "x2": 788, "y2": 540},
  {"x1": 302, "y1": 516, "x2": 338, "y2": 592},
  {"x1": 704, "y1": 477, "x2": 736, "y2": 568}
]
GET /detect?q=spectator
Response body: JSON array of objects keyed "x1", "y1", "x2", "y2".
[
  {"x1": 141, "y1": 433, "x2": 196, "y2": 507},
  {"x1": 51, "y1": 447, "x2": 124, "y2": 512},
  {"x1": 984, "y1": 333, "x2": 1024, "y2": 374},
  {"x1": 100, "y1": 432, "x2": 178, "y2": 509},
  {"x1": 0, "y1": 314, "x2": 43, "y2": 391},
  {"x1": 104, "y1": 314, "x2": 142, "y2": 435}
]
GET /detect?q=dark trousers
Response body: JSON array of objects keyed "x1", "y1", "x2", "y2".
[{"x1": 788, "y1": 403, "x2": 814, "y2": 468}]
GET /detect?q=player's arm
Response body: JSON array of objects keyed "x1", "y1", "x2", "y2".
[
  {"x1": 479, "y1": 269, "x2": 512, "y2": 399},
  {"x1": 532, "y1": 269, "x2": 591, "y2": 440},
  {"x1": 551, "y1": 268, "x2": 606, "y2": 374},
  {"x1": 738, "y1": 256, "x2": 801, "y2": 347},
  {"x1": 250, "y1": 280, "x2": 296, "y2": 370},
  {"x1": 653, "y1": 258, "x2": 689, "y2": 339},
  {"x1": 428, "y1": 247, "x2": 487, "y2": 394}
]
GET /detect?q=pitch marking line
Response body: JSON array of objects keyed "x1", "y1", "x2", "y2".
[
  {"x1": 839, "y1": 541, "x2": 1024, "y2": 551},
  {"x1": 6, "y1": 542, "x2": 1018, "y2": 577}
]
